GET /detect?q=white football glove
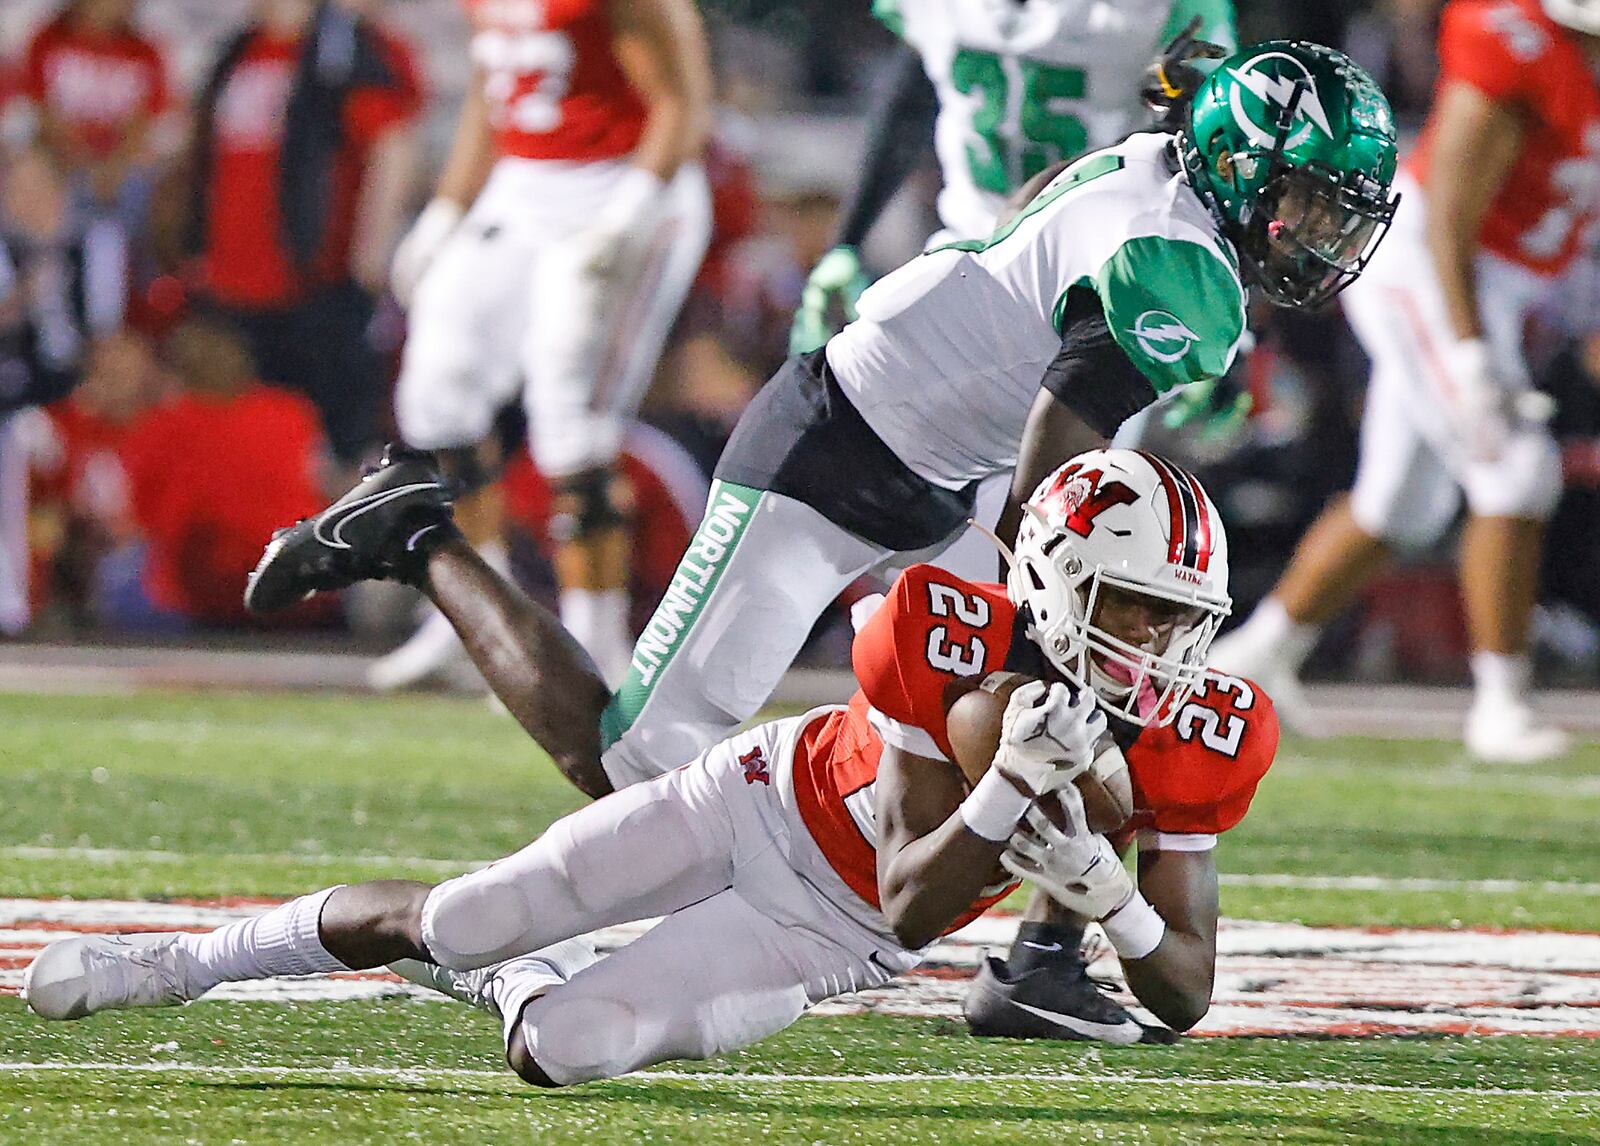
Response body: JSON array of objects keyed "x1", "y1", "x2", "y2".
[
  {"x1": 1445, "y1": 337, "x2": 1517, "y2": 462},
  {"x1": 992, "y1": 679, "x2": 1108, "y2": 797},
  {"x1": 390, "y1": 198, "x2": 463, "y2": 308},
  {"x1": 1001, "y1": 785, "x2": 1135, "y2": 921}
]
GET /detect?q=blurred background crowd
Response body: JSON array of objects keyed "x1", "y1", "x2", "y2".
[{"x1": 3, "y1": 0, "x2": 1600, "y2": 688}]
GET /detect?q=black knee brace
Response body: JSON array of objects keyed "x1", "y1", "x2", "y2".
[{"x1": 549, "y1": 467, "x2": 632, "y2": 543}]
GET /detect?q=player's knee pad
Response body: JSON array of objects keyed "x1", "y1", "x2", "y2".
[
  {"x1": 420, "y1": 871, "x2": 536, "y2": 971},
  {"x1": 518, "y1": 993, "x2": 644, "y2": 1085},
  {"x1": 548, "y1": 467, "x2": 633, "y2": 543},
  {"x1": 1463, "y1": 430, "x2": 1562, "y2": 520}
]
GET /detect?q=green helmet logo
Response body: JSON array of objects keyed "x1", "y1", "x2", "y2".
[
  {"x1": 1180, "y1": 41, "x2": 1401, "y2": 309},
  {"x1": 1226, "y1": 51, "x2": 1336, "y2": 149}
]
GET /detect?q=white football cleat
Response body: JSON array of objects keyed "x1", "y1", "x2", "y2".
[
  {"x1": 24, "y1": 933, "x2": 207, "y2": 1021},
  {"x1": 1464, "y1": 701, "x2": 1570, "y2": 764},
  {"x1": 367, "y1": 608, "x2": 473, "y2": 691}
]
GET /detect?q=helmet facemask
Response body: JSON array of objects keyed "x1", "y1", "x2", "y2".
[
  {"x1": 1014, "y1": 510, "x2": 1230, "y2": 728},
  {"x1": 1226, "y1": 81, "x2": 1399, "y2": 308}
]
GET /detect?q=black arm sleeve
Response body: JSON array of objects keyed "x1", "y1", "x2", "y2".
[
  {"x1": 1040, "y1": 287, "x2": 1159, "y2": 438},
  {"x1": 832, "y1": 43, "x2": 939, "y2": 249}
]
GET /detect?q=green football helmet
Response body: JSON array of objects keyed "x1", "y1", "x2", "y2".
[{"x1": 1179, "y1": 41, "x2": 1401, "y2": 309}]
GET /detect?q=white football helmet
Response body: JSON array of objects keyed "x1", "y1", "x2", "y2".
[
  {"x1": 1544, "y1": 0, "x2": 1600, "y2": 34},
  {"x1": 1007, "y1": 449, "x2": 1231, "y2": 727}
]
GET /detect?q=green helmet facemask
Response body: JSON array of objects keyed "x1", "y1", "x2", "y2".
[{"x1": 1179, "y1": 41, "x2": 1401, "y2": 309}]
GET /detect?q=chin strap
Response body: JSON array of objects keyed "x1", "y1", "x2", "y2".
[{"x1": 966, "y1": 515, "x2": 1021, "y2": 579}]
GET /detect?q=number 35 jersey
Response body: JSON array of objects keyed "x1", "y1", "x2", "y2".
[
  {"x1": 464, "y1": 0, "x2": 645, "y2": 162},
  {"x1": 789, "y1": 563, "x2": 1277, "y2": 932},
  {"x1": 825, "y1": 132, "x2": 1247, "y2": 490},
  {"x1": 874, "y1": 0, "x2": 1236, "y2": 239}
]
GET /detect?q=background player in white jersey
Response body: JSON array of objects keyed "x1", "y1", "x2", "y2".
[
  {"x1": 29, "y1": 451, "x2": 1275, "y2": 1080},
  {"x1": 790, "y1": 0, "x2": 1240, "y2": 579},
  {"x1": 243, "y1": 41, "x2": 1397, "y2": 1042},
  {"x1": 372, "y1": 0, "x2": 714, "y2": 690}
]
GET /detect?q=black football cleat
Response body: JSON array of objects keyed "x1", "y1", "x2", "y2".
[
  {"x1": 963, "y1": 954, "x2": 1177, "y2": 1045},
  {"x1": 245, "y1": 445, "x2": 460, "y2": 614}
]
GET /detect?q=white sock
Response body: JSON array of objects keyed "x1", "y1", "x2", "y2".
[
  {"x1": 176, "y1": 887, "x2": 351, "y2": 993},
  {"x1": 1471, "y1": 650, "x2": 1531, "y2": 709},
  {"x1": 560, "y1": 588, "x2": 633, "y2": 687},
  {"x1": 487, "y1": 938, "x2": 603, "y2": 1047}
]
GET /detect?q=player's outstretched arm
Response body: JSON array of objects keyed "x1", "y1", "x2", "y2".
[{"x1": 1116, "y1": 848, "x2": 1219, "y2": 1031}]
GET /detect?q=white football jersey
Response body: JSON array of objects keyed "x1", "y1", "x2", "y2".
[
  {"x1": 824, "y1": 132, "x2": 1246, "y2": 489},
  {"x1": 876, "y1": 0, "x2": 1237, "y2": 238}
]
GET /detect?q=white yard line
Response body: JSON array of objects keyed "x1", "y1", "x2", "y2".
[
  {"x1": 0, "y1": 1061, "x2": 1593, "y2": 1098},
  {"x1": 4, "y1": 845, "x2": 1595, "y2": 897}
]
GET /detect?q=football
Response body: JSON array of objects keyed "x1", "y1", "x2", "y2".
[{"x1": 944, "y1": 671, "x2": 1135, "y2": 835}]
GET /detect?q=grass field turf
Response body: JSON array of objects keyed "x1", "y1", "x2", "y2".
[{"x1": 0, "y1": 690, "x2": 1597, "y2": 1142}]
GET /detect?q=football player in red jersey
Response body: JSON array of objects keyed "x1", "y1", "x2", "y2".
[
  {"x1": 1213, "y1": 0, "x2": 1600, "y2": 762},
  {"x1": 26, "y1": 451, "x2": 1276, "y2": 1078},
  {"x1": 372, "y1": 0, "x2": 713, "y2": 691}
]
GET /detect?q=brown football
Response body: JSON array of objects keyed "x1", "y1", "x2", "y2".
[{"x1": 945, "y1": 671, "x2": 1134, "y2": 835}]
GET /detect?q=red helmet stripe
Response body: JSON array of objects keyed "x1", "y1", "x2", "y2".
[
  {"x1": 1180, "y1": 467, "x2": 1213, "y2": 572},
  {"x1": 1136, "y1": 451, "x2": 1188, "y2": 567}
]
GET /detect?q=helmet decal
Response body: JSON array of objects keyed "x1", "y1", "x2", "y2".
[
  {"x1": 1226, "y1": 51, "x2": 1335, "y2": 149},
  {"x1": 1136, "y1": 450, "x2": 1213, "y2": 574},
  {"x1": 1129, "y1": 309, "x2": 1202, "y2": 364},
  {"x1": 1038, "y1": 463, "x2": 1139, "y2": 539}
]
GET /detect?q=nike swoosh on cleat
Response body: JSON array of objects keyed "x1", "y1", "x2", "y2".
[
  {"x1": 312, "y1": 483, "x2": 444, "y2": 550},
  {"x1": 1007, "y1": 999, "x2": 1144, "y2": 1044},
  {"x1": 405, "y1": 524, "x2": 442, "y2": 552}
]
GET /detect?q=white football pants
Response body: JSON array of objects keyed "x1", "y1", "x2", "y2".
[
  {"x1": 395, "y1": 157, "x2": 712, "y2": 478},
  {"x1": 597, "y1": 481, "x2": 956, "y2": 789},
  {"x1": 1339, "y1": 174, "x2": 1562, "y2": 548},
  {"x1": 420, "y1": 712, "x2": 914, "y2": 1084}
]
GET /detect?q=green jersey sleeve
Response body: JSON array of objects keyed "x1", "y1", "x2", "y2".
[
  {"x1": 1093, "y1": 236, "x2": 1245, "y2": 394},
  {"x1": 1160, "y1": 0, "x2": 1238, "y2": 54},
  {"x1": 872, "y1": 0, "x2": 906, "y2": 39}
]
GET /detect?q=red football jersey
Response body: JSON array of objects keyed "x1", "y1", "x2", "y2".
[
  {"x1": 1118, "y1": 674, "x2": 1278, "y2": 844},
  {"x1": 202, "y1": 28, "x2": 423, "y2": 307},
  {"x1": 1408, "y1": 0, "x2": 1600, "y2": 275},
  {"x1": 792, "y1": 564, "x2": 1017, "y2": 935},
  {"x1": 24, "y1": 15, "x2": 170, "y2": 161},
  {"x1": 464, "y1": 0, "x2": 645, "y2": 162},
  {"x1": 790, "y1": 564, "x2": 1278, "y2": 938}
]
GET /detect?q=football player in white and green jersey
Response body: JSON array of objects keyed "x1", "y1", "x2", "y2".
[{"x1": 790, "y1": 0, "x2": 1237, "y2": 353}]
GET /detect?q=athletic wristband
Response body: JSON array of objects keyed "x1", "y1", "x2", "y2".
[
  {"x1": 959, "y1": 768, "x2": 1033, "y2": 843},
  {"x1": 1101, "y1": 891, "x2": 1167, "y2": 960}
]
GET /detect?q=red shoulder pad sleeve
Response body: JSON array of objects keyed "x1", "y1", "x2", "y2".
[
  {"x1": 1439, "y1": 0, "x2": 1550, "y2": 102},
  {"x1": 851, "y1": 564, "x2": 1013, "y2": 759},
  {"x1": 1125, "y1": 674, "x2": 1278, "y2": 836}
]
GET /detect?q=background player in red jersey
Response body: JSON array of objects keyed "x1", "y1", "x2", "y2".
[
  {"x1": 373, "y1": 0, "x2": 713, "y2": 692},
  {"x1": 1213, "y1": 0, "x2": 1600, "y2": 763},
  {"x1": 27, "y1": 449, "x2": 1274, "y2": 1075}
]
